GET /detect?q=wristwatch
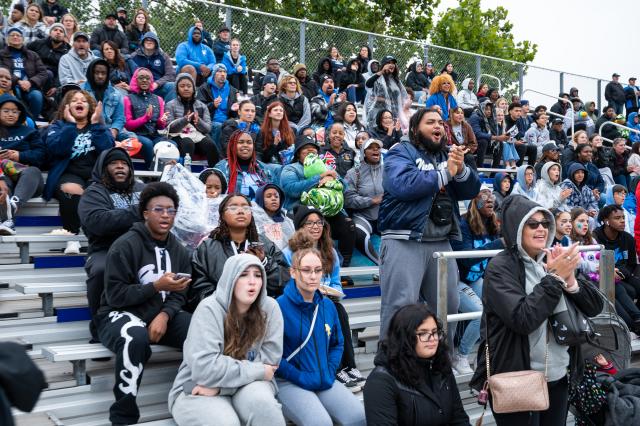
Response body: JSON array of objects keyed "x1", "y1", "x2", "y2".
[{"x1": 546, "y1": 270, "x2": 568, "y2": 289}]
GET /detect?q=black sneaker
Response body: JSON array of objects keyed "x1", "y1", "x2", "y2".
[
  {"x1": 341, "y1": 276, "x2": 355, "y2": 287},
  {"x1": 346, "y1": 367, "x2": 366, "y2": 383},
  {"x1": 336, "y1": 369, "x2": 358, "y2": 387}
]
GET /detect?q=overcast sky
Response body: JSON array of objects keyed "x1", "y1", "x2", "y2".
[{"x1": 435, "y1": 0, "x2": 639, "y2": 108}]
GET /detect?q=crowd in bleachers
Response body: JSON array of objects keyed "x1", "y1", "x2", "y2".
[{"x1": 2, "y1": 2, "x2": 640, "y2": 425}]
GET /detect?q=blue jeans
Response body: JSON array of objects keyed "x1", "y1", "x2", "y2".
[
  {"x1": 457, "y1": 278, "x2": 483, "y2": 356},
  {"x1": 17, "y1": 88, "x2": 44, "y2": 118},
  {"x1": 614, "y1": 174, "x2": 629, "y2": 189},
  {"x1": 154, "y1": 82, "x2": 176, "y2": 102},
  {"x1": 609, "y1": 101, "x2": 624, "y2": 115},
  {"x1": 210, "y1": 121, "x2": 224, "y2": 155}
]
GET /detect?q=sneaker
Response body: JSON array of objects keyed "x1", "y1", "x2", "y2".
[
  {"x1": 346, "y1": 367, "x2": 366, "y2": 383},
  {"x1": 64, "y1": 240, "x2": 81, "y2": 255},
  {"x1": 336, "y1": 369, "x2": 358, "y2": 388},
  {"x1": 341, "y1": 276, "x2": 355, "y2": 287},
  {"x1": 0, "y1": 219, "x2": 15, "y2": 235},
  {"x1": 452, "y1": 353, "x2": 474, "y2": 375}
]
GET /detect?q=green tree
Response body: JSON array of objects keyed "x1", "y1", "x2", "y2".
[{"x1": 429, "y1": 0, "x2": 537, "y2": 96}]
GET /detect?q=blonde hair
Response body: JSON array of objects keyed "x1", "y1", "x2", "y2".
[
  {"x1": 61, "y1": 13, "x2": 80, "y2": 35},
  {"x1": 278, "y1": 75, "x2": 301, "y2": 94},
  {"x1": 429, "y1": 74, "x2": 456, "y2": 96},
  {"x1": 573, "y1": 130, "x2": 588, "y2": 144}
]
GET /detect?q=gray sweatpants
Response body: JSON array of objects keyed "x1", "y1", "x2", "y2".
[
  {"x1": 276, "y1": 379, "x2": 366, "y2": 426},
  {"x1": 171, "y1": 381, "x2": 285, "y2": 426},
  {"x1": 379, "y1": 238, "x2": 460, "y2": 339}
]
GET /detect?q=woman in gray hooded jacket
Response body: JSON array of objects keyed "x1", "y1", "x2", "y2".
[
  {"x1": 344, "y1": 138, "x2": 384, "y2": 264},
  {"x1": 169, "y1": 253, "x2": 285, "y2": 426}
]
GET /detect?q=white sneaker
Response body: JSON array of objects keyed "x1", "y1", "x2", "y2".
[
  {"x1": 452, "y1": 353, "x2": 474, "y2": 375},
  {"x1": 64, "y1": 240, "x2": 81, "y2": 255}
]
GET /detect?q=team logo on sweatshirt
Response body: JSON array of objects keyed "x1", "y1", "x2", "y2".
[{"x1": 325, "y1": 323, "x2": 331, "y2": 338}]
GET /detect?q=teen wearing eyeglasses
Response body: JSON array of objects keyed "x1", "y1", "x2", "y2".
[
  {"x1": 364, "y1": 304, "x2": 469, "y2": 425},
  {"x1": 188, "y1": 193, "x2": 290, "y2": 311},
  {"x1": 96, "y1": 182, "x2": 193, "y2": 425},
  {"x1": 276, "y1": 244, "x2": 366, "y2": 426}
]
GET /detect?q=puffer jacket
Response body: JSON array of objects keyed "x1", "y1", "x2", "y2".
[
  {"x1": 344, "y1": 152, "x2": 383, "y2": 222},
  {"x1": 560, "y1": 163, "x2": 598, "y2": 212}
]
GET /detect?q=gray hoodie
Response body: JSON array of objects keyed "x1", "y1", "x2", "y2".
[
  {"x1": 344, "y1": 139, "x2": 383, "y2": 221},
  {"x1": 534, "y1": 162, "x2": 566, "y2": 210},
  {"x1": 58, "y1": 48, "x2": 96, "y2": 85},
  {"x1": 515, "y1": 204, "x2": 570, "y2": 382},
  {"x1": 168, "y1": 254, "x2": 284, "y2": 410}
]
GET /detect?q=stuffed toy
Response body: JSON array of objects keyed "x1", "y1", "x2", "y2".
[{"x1": 301, "y1": 153, "x2": 344, "y2": 217}]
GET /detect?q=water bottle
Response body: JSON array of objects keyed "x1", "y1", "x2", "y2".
[{"x1": 184, "y1": 153, "x2": 192, "y2": 171}]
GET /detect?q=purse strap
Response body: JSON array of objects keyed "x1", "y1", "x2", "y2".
[
  {"x1": 286, "y1": 304, "x2": 319, "y2": 362},
  {"x1": 484, "y1": 314, "x2": 549, "y2": 381}
]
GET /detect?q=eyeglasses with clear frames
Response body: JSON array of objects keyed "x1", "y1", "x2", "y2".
[
  {"x1": 296, "y1": 267, "x2": 324, "y2": 277},
  {"x1": 148, "y1": 207, "x2": 177, "y2": 216},
  {"x1": 225, "y1": 205, "x2": 252, "y2": 213}
]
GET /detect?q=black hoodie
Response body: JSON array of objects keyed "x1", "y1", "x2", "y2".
[
  {"x1": 98, "y1": 222, "x2": 191, "y2": 323},
  {"x1": 78, "y1": 147, "x2": 145, "y2": 254}
]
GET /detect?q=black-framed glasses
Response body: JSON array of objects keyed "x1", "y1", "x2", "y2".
[
  {"x1": 148, "y1": 207, "x2": 177, "y2": 216},
  {"x1": 416, "y1": 330, "x2": 444, "y2": 342},
  {"x1": 303, "y1": 220, "x2": 324, "y2": 228},
  {"x1": 525, "y1": 219, "x2": 551, "y2": 230}
]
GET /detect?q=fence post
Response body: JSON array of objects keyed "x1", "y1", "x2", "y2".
[
  {"x1": 368, "y1": 34, "x2": 376, "y2": 56},
  {"x1": 141, "y1": 0, "x2": 148, "y2": 9},
  {"x1": 299, "y1": 20, "x2": 306, "y2": 64},
  {"x1": 599, "y1": 249, "x2": 616, "y2": 305},
  {"x1": 559, "y1": 72, "x2": 564, "y2": 95},
  {"x1": 597, "y1": 80, "x2": 602, "y2": 115},
  {"x1": 475, "y1": 56, "x2": 481, "y2": 88},
  {"x1": 518, "y1": 64, "x2": 524, "y2": 98},
  {"x1": 225, "y1": 7, "x2": 232, "y2": 29},
  {"x1": 423, "y1": 44, "x2": 429, "y2": 66},
  {"x1": 436, "y1": 256, "x2": 449, "y2": 333}
]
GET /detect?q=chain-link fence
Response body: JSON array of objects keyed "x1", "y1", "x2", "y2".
[{"x1": 45, "y1": 0, "x2": 609, "y2": 111}]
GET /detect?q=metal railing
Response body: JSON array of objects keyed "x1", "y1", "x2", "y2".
[
  {"x1": 599, "y1": 121, "x2": 640, "y2": 140},
  {"x1": 433, "y1": 245, "x2": 615, "y2": 332}
]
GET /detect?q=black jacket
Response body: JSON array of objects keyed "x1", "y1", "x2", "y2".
[
  {"x1": 0, "y1": 342, "x2": 46, "y2": 426},
  {"x1": 249, "y1": 92, "x2": 278, "y2": 124},
  {"x1": 595, "y1": 115, "x2": 621, "y2": 141},
  {"x1": 469, "y1": 195, "x2": 604, "y2": 391},
  {"x1": 197, "y1": 81, "x2": 238, "y2": 122},
  {"x1": 98, "y1": 222, "x2": 191, "y2": 323},
  {"x1": 78, "y1": 147, "x2": 145, "y2": 254},
  {"x1": 321, "y1": 144, "x2": 356, "y2": 177},
  {"x1": 90, "y1": 25, "x2": 128, "y2": 54},
  {"x1": 26, "y1": 38, "x2": 70, "y2": 83},
  {"x1": 298, "y1": 76, "x2": 318, "y2": 101},
  {"x1": 363, "y1": 353, "x2": 469, "y2": 426},
  {"x1": 605, "y1": 81, "x2": 626, "y2": 104},
  {"x1": 549, "y1": 127, "x2": 568, "y2": 147},
  {"x1": 593, "y1": 226, "x2": 637, "y2": 279},
  {"x1": 0, "y1": 46, "x2": 48, "y2": 89},
  {"x1": 188, "y1": 235, "x2": 290, "y2": 311}
]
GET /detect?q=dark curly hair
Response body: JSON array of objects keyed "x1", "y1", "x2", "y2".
[
  {"x1": 378, "y1": 304, "x2": 452, "y2": 388},
  {"x1": 209, "y1": 194, "x2": 260, "y2": 242},
  {"x1": 138, "y1": 182, "x2": 179, "y2": 218}
]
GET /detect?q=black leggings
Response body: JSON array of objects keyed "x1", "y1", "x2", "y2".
[
  {"x1": 228, "y1": 74, "x2": 248, "y2": 94},
  {"x1": 334, "y1": 301, "x2": 356, "y2": 370},
  {"x1": 327, "y1": 212, "x2": 356, "y2": 267},
  {"x1": 172, "y1": 135, "x2": 219, "y2": 167},
  {"x1": 492, "y1": 375, "x2": 569, "y2": 426},
  {"x1": 54, "y1": 172, "x2": 90, "y2": 234}
]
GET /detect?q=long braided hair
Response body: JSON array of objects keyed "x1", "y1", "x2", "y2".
[{"x1": 226, "y1": 130, "x2": 267, "y2": 193}]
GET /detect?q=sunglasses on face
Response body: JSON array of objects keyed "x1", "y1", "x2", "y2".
[{"x1": 525, "y1": 219, "x2": 551, "y2": 230}]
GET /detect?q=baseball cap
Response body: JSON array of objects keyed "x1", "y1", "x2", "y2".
[
  {"x1": 116, "y1": 7, "x2": 127, "y2": 13},
  {"x1": 105, "y1": 13, "x2": 118, "y2": 20},
  {"x1": 612, "y1": 73, "x2": 620, "y2": 78},
  {"x1": 72, "y1": 32, "x2": 89, "y2": 42},
  {"x1": 542, "y1": 142, "x2": 560, "y2": 153},
  {"x1": 552, "y1": 118, "x2": 563, "y2": 125},
  {"x1": 218, "y1": 25, "x2": 230, "y2": 33}
]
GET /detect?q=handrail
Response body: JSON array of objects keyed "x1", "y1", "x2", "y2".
[
  {"x1": 435, "y1": 245, "x2": 615, "y2": 332},
  {"x1": 522, "y1": 89, "x2": 575, "y2": 137},
  {"x1": 599, "y1": 121, "x2": 640, "y2": 139},
  {"x1": 479, "y1": 74, "x2": 502, "y2": 93},
  {"x1": 477, "y1": 167, "x2": 517, "y2": 174},
  {"x1": 189, "y1": 0, "x2": 610, "y2": 83}
]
